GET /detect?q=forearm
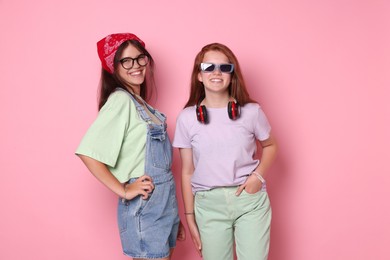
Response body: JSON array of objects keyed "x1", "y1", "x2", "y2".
[
  {"x1": 255, "y1": 135, "x2": 278, "y2": 178},
  {"x1": 182, "y1": 174, "x2": 198, "y2": 232},
  {"x1": 182, "y1": 173, "x2": 195, "y2": 214},
  {"x1": 78, "y1": 155, "x2": 125, "y2": 198},
  {"x1": 179, "y1": 148, "x2": 197, "y2": 225}
]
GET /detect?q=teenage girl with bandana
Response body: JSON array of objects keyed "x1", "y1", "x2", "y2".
[
  {"x1": 76, "y1": 33, "x2": 184, "y2": 260},
  {"x1": 173, "y1": 43, "x2": 277, "y2": 260}
]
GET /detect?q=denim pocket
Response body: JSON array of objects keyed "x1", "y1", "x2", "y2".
[
  {"x1": 137, "y1": 186, "x2": 157, "y2": 216},
  {"x1": 149, "y1": 132, "x2": 172, "y2": 170}
]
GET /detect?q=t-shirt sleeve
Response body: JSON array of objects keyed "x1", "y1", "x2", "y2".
[
  {"x1": 254, "y1": 105, "x2": 272, "y2": 141},
  {"x1": 75, "y1": 92, "x2": 131, "y2": 167},
  {"x1": 172, "y1": 110, "x2": 192, "y2": 148}
]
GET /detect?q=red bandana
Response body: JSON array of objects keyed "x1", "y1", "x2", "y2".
[{"x1": 97, "y1": 33, "x2": 145, "y2": 74}]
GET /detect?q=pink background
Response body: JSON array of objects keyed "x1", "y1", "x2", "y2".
[{"x1": 1, "y1": 0, "x2": 389, "y2": 259}]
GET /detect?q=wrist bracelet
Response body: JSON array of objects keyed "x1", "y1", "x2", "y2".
[
  {"x1": 184, "y1": 212, "x2": 195, "y2": 215},
  {"x1": 252, "y1": 171, "x2": 266, "y2": 184}
]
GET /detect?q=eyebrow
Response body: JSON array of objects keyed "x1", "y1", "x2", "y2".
[{"x1": 120, "y1": 53, "x2": 143, "y2": 59}]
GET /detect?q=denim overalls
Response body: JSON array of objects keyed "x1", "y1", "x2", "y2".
[{"x1": 117, "y1": 92, "x2": 180, "y2": 259}]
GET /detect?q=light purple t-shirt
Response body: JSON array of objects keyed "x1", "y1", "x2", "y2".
[{"x1": 173, "y1": 103, "x2": 271, "y2": 193}]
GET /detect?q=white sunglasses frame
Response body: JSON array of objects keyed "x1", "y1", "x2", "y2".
[{"x1": 200, "y1": 63, "x2": 234, "y2": 73}]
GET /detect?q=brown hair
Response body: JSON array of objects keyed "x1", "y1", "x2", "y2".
[
  {"x1": 185, "y1": 43, "x2": 255, "y2": 108},
  {"x1": 98, "y1": 40, "x2": 155, "y2": 110}
]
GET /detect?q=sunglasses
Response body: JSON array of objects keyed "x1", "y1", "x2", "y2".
[{"x1": 200, "y1": 63, "x2": 234, "y2": 73}]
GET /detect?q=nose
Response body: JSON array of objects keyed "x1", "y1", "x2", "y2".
[{"x1": 212, "y1": 67, "x2": 222, "y2": 75}]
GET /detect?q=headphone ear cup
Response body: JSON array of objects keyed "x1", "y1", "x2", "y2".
[
  {"x1": 228, "y1": 101, "x2": 240, "y2": 120},
  {"x1": 196, "y1": 105, "x2": 208, "y2": 124}
]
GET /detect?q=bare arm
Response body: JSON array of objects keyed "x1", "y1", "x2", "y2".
[
  {"x1": 78, "y1": 155, "x2": 154, "y2": 200},
  {"x1": 180, "y1": 148, "x2": 195, "y2": 215},
  {"x1": 255, "y1": 133, "x2": 278, "y2": 178},
  {"x1": 236, "y1": 133, "x2": 278, "y2": 195},
  {"x1": 179, "y1": 148, "x2": 202, "y2": 256}
]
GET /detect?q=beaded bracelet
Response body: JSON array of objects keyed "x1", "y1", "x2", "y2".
[{"x1": 252, "y1": 171, "x2": 266, "y2": 184}]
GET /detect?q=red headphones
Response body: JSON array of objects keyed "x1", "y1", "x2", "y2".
[{"x1": 196, "y1": 98, "x2": 240, "y2": 124}]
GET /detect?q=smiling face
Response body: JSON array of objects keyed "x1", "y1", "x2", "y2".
[
  {"x1": 117, "y1": 43, "x2": 147, "y2": 94},
  {"x1": 198, "y1": 50, "x2": 232, "y2": 96}
]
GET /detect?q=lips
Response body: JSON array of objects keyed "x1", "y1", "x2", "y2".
[
  {"x1": 210, "y1": 78, "x2": 222, "y2": 82},
  {"x1": 129, "y1": 70, "x2": 143, "y2": 76}
]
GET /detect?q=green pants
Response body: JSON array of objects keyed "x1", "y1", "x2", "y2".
[{"x1": 195, "y1": 187, "x2": 272, "y2": 260}]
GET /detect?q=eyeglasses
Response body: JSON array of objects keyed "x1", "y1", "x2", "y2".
[
  {"x1": 119, "y1": 54, "x2": 149, "y2": 70},
  {"x1": 200, "y1": 63, "x2": 234, "y2": 73}
]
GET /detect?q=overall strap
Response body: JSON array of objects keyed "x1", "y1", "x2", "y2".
[
  {"x1": 115, "y1": 88, "x2": 153, "y2": 124},
  {"x1": 142, "y1": 101, "x2": 166, "y2": 123}
]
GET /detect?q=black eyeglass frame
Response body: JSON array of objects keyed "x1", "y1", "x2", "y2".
[{"x1": 119, "y1": 54, "x2": 149, "y2": 70}]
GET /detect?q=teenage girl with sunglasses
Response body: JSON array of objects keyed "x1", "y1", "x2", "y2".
[
  {"x1": 173, "y1": 43, "x2": 277, "y2": 260},
  {"x1": 76, "y1": 33, "x2": 184, "y2": 260}
]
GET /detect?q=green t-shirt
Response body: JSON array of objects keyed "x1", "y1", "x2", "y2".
[{"x1": 76, "y1": 90, "x2": 147, "y2": 183}]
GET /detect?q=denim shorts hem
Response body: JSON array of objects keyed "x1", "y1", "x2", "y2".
[{"x1": 123, "y1": 251, "x2": 170, "y2": 259}]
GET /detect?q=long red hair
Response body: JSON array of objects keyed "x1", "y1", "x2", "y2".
[{"x1": 185, "y1": 43, "x2": 255, "y2": 108}]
